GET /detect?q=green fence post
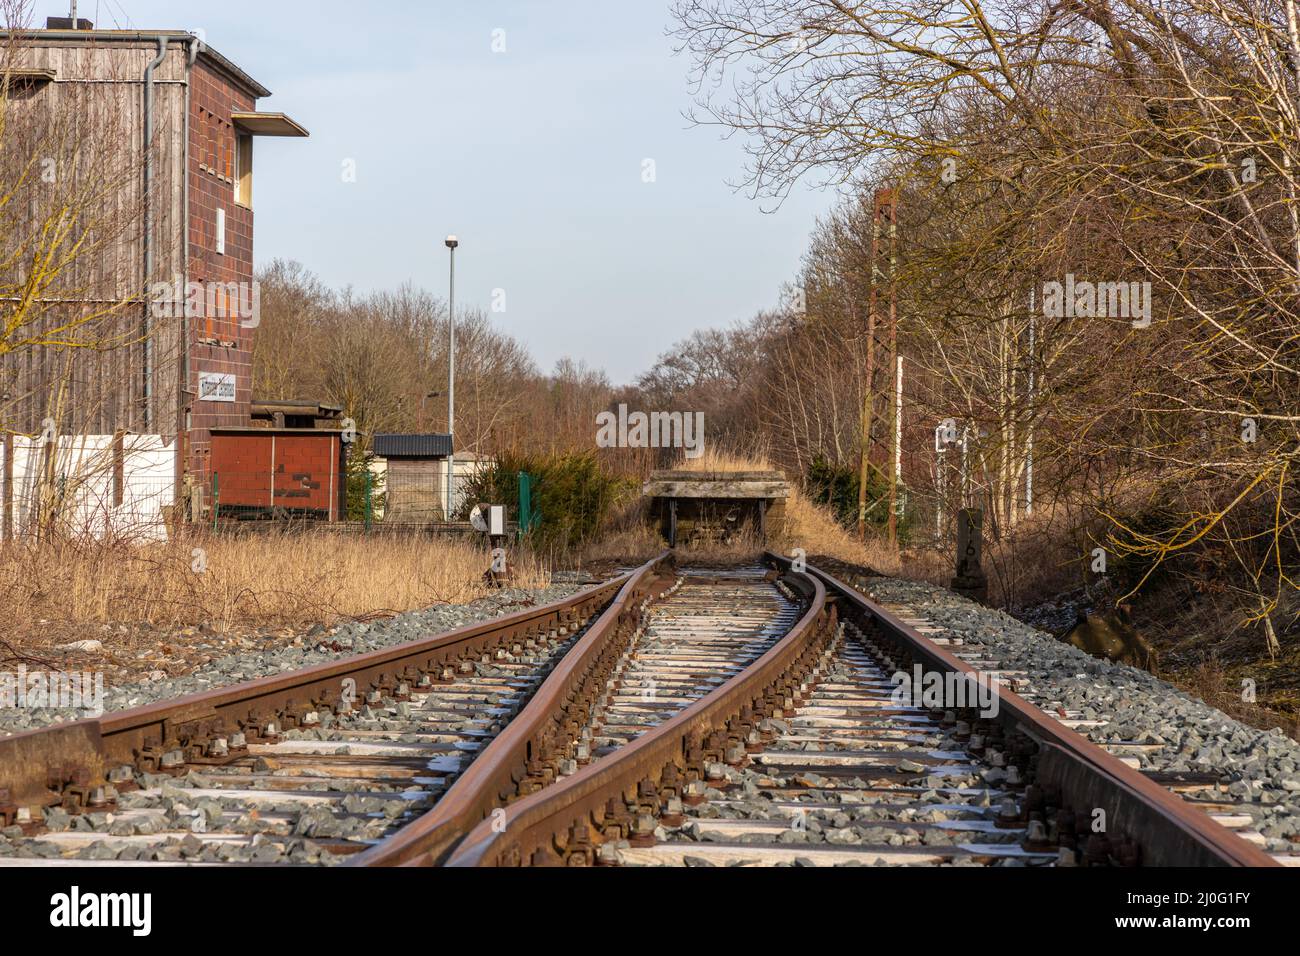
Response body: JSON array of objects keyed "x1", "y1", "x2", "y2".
[
  {"x1": 518, "y1": 471, "x2": 532, "y2": 541},
  {"x1": 211, "y1": 472, "x2": 219, "y2": 533}
]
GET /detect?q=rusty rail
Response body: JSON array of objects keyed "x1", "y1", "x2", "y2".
[
  {"x1": 789, "y1": 557, "x2": 1276, "y2": 868},
  {"x1": 0, "y1": 570, "x2": 640, "y2": 820},
  {"x1": 446, "y1": 555, "x2": 1274, "y2": 868},
  {"x1": 446, "y1": 564, "x2": 834, "y2": 866},
  {"x1": 352, "y1": 552, "x2": 674, "y2": 866}
]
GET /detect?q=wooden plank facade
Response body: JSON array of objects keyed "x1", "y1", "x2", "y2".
[{"x1": 0, "y1": 24, "x2": 306, "y2": 503}]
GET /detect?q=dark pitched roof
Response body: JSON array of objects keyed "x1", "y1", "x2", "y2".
[{"x1": 373, "y1": 434, "x2": 453, "y2": 459}]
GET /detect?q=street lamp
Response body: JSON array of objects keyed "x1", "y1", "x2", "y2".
[{"x1": 444, "y1": 236, "x2": 458, "y2": 521}]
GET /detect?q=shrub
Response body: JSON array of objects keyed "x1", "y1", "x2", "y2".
[
  {"x1": 461, "y1": 451, "x2": 637, "y2": 553},
  {"x1": 346, "y1": 452, "x2": 386, "y2": 522},
  {"x1": 805, "y1": 454, "x2": 915, "y2": 544}
]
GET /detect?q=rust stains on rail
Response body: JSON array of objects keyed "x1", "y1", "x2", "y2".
[
  {"x1": 0, "y1": 572, "x2": 637, "y2": 822},
  {"x1": 352, "y1": 552, "x2": 674, "y2": 866},
  {"x1": 794, "y1": 557, "x2": 1276, "y2": 868},
  {"x1": 445, "y1": 567, "x2": 834, "y2": 866}
]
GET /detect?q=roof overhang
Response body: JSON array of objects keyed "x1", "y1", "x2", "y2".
[
  {"x1": 2, "y1": 67, "x2": 57, "y2": 88},
  {"x1": 373, "y1": 434, "x2": 454, "y2": 460},
  {"x1": 252, "y1": 399, "x2": 344, "y2": 416},
  {"x1": 232, "y1": 111, "x2": 309, "y2": 137},
  {"x1": 210, "y1": 427, "x2": 343, "y2": 437}
]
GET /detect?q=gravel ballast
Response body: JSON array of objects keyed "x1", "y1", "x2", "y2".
[
  {"x1": 0, "y1": 579, "x2": 601, "y2": 864},
  {"x1": 0, "y1": 583, "x2": 589, "y2": 738},
  {"x1": 861, "y1": 577, "x2": 1300, "y2": 855}
]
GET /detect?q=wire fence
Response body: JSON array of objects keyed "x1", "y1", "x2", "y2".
[
  {"x1": 208, "y1": 468, "x2": 479, "y2": 530},
  {"x1": 0, "y1": 473, "x2": 176, "y2": 541},
  {"x1": 0, "y1": 435, "x2": 177, "y2": 541}
]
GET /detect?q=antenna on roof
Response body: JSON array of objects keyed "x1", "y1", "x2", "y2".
[{"x1": 69, "y1": 2, "x2": 77, "y2": 26}]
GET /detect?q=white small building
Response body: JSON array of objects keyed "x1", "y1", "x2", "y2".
[
  {"x1": 1, "y1": 434, "x2": 177, "y2": 541},
  {"x1": 369, "y1": 435, "x2": 492, "y2": 523}
]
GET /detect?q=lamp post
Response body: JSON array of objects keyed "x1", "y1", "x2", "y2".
[{"x1": 444, "y1": 236, "x2": 458, "y2": 521}]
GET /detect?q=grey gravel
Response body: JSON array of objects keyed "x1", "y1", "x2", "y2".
[
  {"x1": 0, "y1": 584, "x2": 584, "y2": 737},
  {"x1": 863, "y1": 577, "x2": 1300, "y2": 855}
]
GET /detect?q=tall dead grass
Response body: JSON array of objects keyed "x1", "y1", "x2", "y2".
[
  {"x1": 688, "y1": 449, "x2": 899, "y2": 569},
  {"x1": 1, "y1": 533, "x2": 550, "y2": 636},
  {"x1": 583, "y1": 448, "x2": 901, "y2": 572}
]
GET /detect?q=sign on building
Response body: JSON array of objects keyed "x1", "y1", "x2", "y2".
[{"x1": 198, "y1": 372, "x2": 237, "y2": 403}]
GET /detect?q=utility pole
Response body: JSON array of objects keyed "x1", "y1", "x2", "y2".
[
  {"x1": 886, "y1": 192, "x2": 899, "y2": 548},
  {"x1": 1027, "y1": 288, "x2": 1036, "y2": 516},
  {"x1": 895, "y1": 353, "x2": 903, "y2": 534},
  {"x1": 444, "y1": 236, "x2": 458, "y2": 521},
  {"x1": 857, "y1": 188, "x2": 899, "y2": 543},
  {"x1": 857, "y1": 276, "x2": 876, "y2": 540}
]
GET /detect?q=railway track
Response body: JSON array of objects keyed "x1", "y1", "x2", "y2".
[
  {"x1": 445, "y1": 555, "x2": 1276, "y2": 867},
  {"x1": 0, "y1": 568, "x2": 650, "y2": 866},
  {"x1": 0, "y1": 552, "x2": 1284, "y2": 867},
  {"x1": 617, "y1": 615, "x2": 1053, "y2": 867},
  {"x1": 812, "y1": 558, "x2": 1299, "y2": 866},
  {"x1": 579, "y1": 567, "x2": 801, "y2": 764}
]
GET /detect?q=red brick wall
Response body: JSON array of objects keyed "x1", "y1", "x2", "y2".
[
  {"x1": 210, "y1": 433, "x2": 342, "y2": 518},
  {"x1": 187, "y1": 60, "x2": 258, "y2": 482}
]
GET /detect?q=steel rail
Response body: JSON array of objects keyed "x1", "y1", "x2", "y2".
[
  {"x1": 447, "y1": 556, "x2": 1274, "y2": 868},
  {"x1": 789, "y1": 555, "x2": 1277, "y2": 868},
  {"x1": 446, "y1": 567, "x2": 834, "y2": 866},
  {"x1": 0, "y1": 571, "x2": 637, "y2": 821},
  {"x1": 352, "y1": 552, "x2": 674, "y2": 866}
]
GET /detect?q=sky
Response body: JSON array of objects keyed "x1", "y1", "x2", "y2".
[{"x1": 37, "y1": 0, "x2": 834, "y2": 384}]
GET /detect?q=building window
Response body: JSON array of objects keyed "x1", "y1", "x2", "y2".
[
  {"x1": 235, "y1": 134, "x2": 253, "y2": 207},
  {"x1": 204, "y1": 109, "x2": 216, "y2": 170},
  {"x1": 216, "y1": 207, "x2": 226, "y2": 255}
]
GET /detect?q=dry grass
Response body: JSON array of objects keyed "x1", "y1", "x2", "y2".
[
  {"x1": 579, "y1": 525, "x2": 767, "y2": 568},
  {"x1": 580, "y1": 525, "x2": 662, "y2": 566},
  {"x1": 981, "y1": 513, "x2": 1090, "y2": 608},
  {"x1": 780, "y1": 487, "x2": 901, "y2": 574},
  {"x1": 1169, "y1": 658, "x2": 1300, "y2": 739},
  {"x1": 579, "y1": 448, "x2": 901, "y2": 571},
  {"x1": 1, "y1": 532, "x2": 550, "y2": 639},
  {"x1": 681, "y1": 449, "x2": 898, "y2": 570}
]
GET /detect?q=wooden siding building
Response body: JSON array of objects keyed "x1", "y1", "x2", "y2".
[
  {"x1": 0, "y1": 19, "x2": 307, "y2": 501},
  {"x1": 373, "y1": 434, "x2": 455, "y2": 523}
]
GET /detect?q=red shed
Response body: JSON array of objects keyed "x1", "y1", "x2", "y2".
[{"x1": 209, "y1": 428, "x2": 345, "y2": 520}]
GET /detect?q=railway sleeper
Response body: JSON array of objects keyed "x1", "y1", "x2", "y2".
[{"x1": 0, "y1": 584, "x2": 623, "y2": 864}]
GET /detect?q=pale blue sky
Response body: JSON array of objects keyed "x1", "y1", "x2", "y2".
[{"x1": 39, "y1": 0, "x2": 831, "y2": 383}]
